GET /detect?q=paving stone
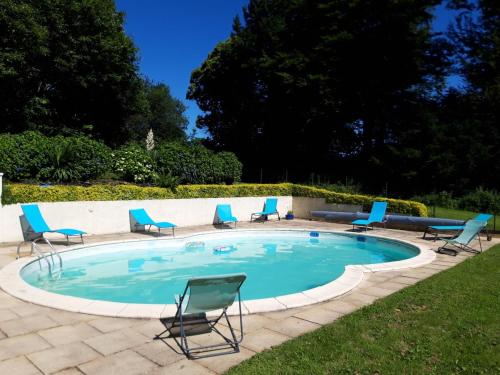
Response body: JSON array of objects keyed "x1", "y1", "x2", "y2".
[
  {"x1": 13, "y1": 304, "x2": 54, "y2": 318},
  {"x1": 0, "y1": 315, "x2": 59, "y2": 337},
  {"x1": 151, "y1": 358, "x2": 215, "y2": 374},
  {"x1": 27, "y1": 342, "x2": 101, "y2": 374},
  {"x1": 130, "y1": 319, "x2": 166, "y2": 338},
  {"x1": 0, "y1": 355, "x2": 42, "y2": 375},
  {"x1": 0, "y1": 308, "x2": 18, "y2": 322},
  {"x1": 87, "y1": 317, "x2": 144, "y2": 333},
  {"x1": 241, "y1": 328, "x2": 290, "y2": 353},
  {"x1": 262, "y1": 307, "x2": 303, "y2": 321},
  {"x1": 321, "y1": 300, "x2": 359, "y2": 314},
  {"x1": 132, "y1": 339, "x2": 184, "y2": 367},
  {"x1": 390, "y1": 276, "x2": 420, "y2": 285},
  {"x1": 78, "y1": 349, "x2": 157, "y2": 375},
  {"x1": 342, "y1": 292, "x2": 379, "y2": 305},
  {"x1": 46, "y1": 310, "x2": 96, "y2": 326},
  {"x1": 293, "y1": 307, "x2": 342, "y2": 325},
  {"x1": 83, "y1": 328, "x2": 149, "y2": 355},
  {"x1": 361, "y1": 286, "x2": 397, "y2": 298},
  {"x1": 196, "y1": 346, "x2": 256, "y2": 373},
  {"x1": 0, "y1": 333, "x2": 52, "y2": 361},
  {"x1": 39, "y1": 322, "x2": 101, "y2": 346},
  {"x1": 221, "y1": 314, "x2": 273, "y2": 334},
  {"x1": 376, "y1": 281, "x2": 408, "y2": 291},
  {"x1": 53, "y1": 368, "x2": 84, "y2": 375},
  {"x1": 265, "y1": 316, "x2": 319, "y2": 337}
]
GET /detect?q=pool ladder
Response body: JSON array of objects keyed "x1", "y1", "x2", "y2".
[{"x1": 17, "y1": 238, "x2": 63, "y2": 275}]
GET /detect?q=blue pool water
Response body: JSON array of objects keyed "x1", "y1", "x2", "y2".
[{"x1": 21, "y1": 231, "x2": 418, "y2": 304}]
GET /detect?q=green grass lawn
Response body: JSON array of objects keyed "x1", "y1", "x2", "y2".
[
  {"x1": 432, "y1": 207, "x2": 499, "y2": 232},
  {"x1": 227, "y1": 246, "x2": 500, "y2": 374}
]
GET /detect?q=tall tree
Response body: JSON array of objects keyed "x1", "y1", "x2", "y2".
[
  {"x1": 125, "y1": 79, "x2": 188, "y2": 143},
  {"x1": 0, "y1": 0, "x2": 145, "y2": 144},
  {"x1": 188, "y1": 0, "x2": 448, "y2": 189}
]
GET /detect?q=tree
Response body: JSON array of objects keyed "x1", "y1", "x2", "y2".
[
  {"x1": 188, "y1": 0, "x2": 448, "y2": 189},
  {"x1": 0, "y1": 0, "x2": 145, "y2": 144},
  {"x1": 139, "y1": 80, "x2": 188, "y2": 142}
]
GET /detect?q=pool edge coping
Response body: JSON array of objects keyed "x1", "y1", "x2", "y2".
[{"x1": 0, "y1": 228, "x2": 436, "y2": 318}]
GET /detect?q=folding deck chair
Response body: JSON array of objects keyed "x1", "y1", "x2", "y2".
[{"x1": 156, "y1": 273, "x2": 246, "y2": 359}]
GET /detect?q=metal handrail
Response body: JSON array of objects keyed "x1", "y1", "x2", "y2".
[{"x1": 17, "y1": 237, "x2": 63, "y2": 275}]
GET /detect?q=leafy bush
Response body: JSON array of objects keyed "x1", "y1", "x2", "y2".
[
  {"x1": 411, "y1": 191, "x2": 459, "y2": 209},
  {"x1": 458, "y1": 188, "x2": 500, "y2": 213},
  {"x1": 113, "y1": 144, "x2": 157, "y2": 183},
  {"x1": 0, "y1": 132, "x2": 112, "y2": 182},
  {"x1": 154, "y1": 142, "x2": 242, "y2": 184},
  {"x1": 4, "y1": 183, "x2": 427, "y2": 216}
]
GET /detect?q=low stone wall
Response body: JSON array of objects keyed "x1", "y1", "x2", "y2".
[{"x1": 0, "y1": 197, "x2": 294, "y2": 243}]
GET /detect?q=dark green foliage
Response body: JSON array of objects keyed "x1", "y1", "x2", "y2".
[
  {"x1": 0, "y1": 0, "x2": 145, "y2": 144},
  {"x1": 459, "y1": 188, "x2": 500, "y2": 213},
  {"x1": 154, "y1": 142, "x2": 243, "y2": 184},
  {"x1": 1, "y1": 183, "x2": 14, "y2": 205},
  {"x1": 0, "y1": 132, "x2": 112, "y2": 182},
  {"x1": 155, "y1": 171, "x2": 180, "y2": 191},
  {"x1": 412, "y1": 191, "x2": 459, "y2": 209},
  {"x1": 125, "y1": 80, "x2": 188, "y2": 142},
  {"x1": 188, "y1": 0, "x2": 448, "y2": 191}
]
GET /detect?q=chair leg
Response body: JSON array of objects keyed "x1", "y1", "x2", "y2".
[{"x1": 172, "y1": 227, "x2": 175, "y2": 237}]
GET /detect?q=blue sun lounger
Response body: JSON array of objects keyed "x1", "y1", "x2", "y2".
[
  {"x1": 21, "y1": 204, "x2": 85, "y2": 244},
  {"x1": 129, "y1": 208, "x2": 176, "y2": 236},
  {"x1": 156, "y1": 273, "x2": 246, "y2": 359},
  {"x1": 352, "y1": 201, "x2": 388, "y2": 231},
  {"x1": 250, "y1": 197, "x2": 280, "y2": 221},
  {"x1": 423, "y1": 213, "x2": 492, "y2": 241},
  {"x1": 215, "y1": 204, "x2": 238, "y2": 227},
  {"x1": 438, "y1": 220, "x2": 486, "y2": 255}
]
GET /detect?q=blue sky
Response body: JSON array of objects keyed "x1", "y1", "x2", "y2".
[{"x1": 116, "y1": 1, "x2": 459, "y2": 136}]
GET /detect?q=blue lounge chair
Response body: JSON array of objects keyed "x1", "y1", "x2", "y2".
[
  {"x1": 129, "y1": 208, "x2": 176, "y2": 236},
  {"x1": 156, "y1": 273, "x2": 246, "y2": 359},
  {"x1": 352, "y1": 201, "x2": 388, "y2": 231},
  {"x1": 215, "y1": 204, "x2": 238, "y2": 227},
  {"x1": 423, "y1": 213, "x2": 492, "y2": 241},
  {"x1": 20, "y1": 204, "x2": 85, "y2": 244},
  {"x1": 250, "y1": 197, "x2": 280, "y2": 221},
  {"x1": 438, "y1": 220, "x2": 486, "y2": 255}
]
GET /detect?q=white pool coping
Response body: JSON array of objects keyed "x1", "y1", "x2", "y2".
[{"x1": 0, "y1": 229, "x2": 435, "y2": 318}]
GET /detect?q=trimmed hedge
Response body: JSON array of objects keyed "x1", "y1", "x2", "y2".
[{"x1": 3, "y1": 183, "x2": 427, "y2": 216}]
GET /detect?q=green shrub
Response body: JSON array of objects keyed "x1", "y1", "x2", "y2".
[
  {"x1": 4, "y1": 182, "x2": 427, "y2": 216},
  {"x1": 0, "y1": 131, "x2": 52, "y2": 181},
  {"x1": 458, "y1": 188, "x2": 500, "y2": 213},
  {"x1": 113, "y1": 144, "x2": 157, "y2": 183},
  {"x1": 0, "y1": 132, "x2": 112, "y2": 182},
  {"x1": 154, "y1": 142, "x2": 243, "y2": 184},
  {"x1": 411, "y1": 191, "x2": 458, "y2": 209}
]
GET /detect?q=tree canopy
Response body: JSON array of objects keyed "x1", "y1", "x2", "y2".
[
  {"x1": 187, "y1": 0, "x2": 450, "y2": 193},
  {"x1": 188, "y1": 0, "x2": 498, "y2": 195},
  {"x1": 0, "y1": 0, "x2": 187, "y2": 144}
]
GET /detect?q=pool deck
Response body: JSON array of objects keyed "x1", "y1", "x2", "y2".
[{"x1": 0, "y1": 220, "x2": 497, "y2": 375}]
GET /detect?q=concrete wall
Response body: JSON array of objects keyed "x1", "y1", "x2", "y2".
[
  {"x1": 292, "y1": 197, "x2": 362, "y2": 219},
  {"x1": 0, "y1": 196, "x2": 293, "y2": 243}
]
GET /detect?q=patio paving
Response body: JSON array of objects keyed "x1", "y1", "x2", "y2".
[{"x1": 0, "y1": 219, "x2": 496, "y2": 374}]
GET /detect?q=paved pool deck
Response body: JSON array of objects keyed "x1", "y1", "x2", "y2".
[{"x1": 0, "y1": 220, "x2": 496, "y2": 375}]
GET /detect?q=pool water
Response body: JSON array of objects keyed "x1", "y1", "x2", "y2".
[{"x1": 21, "y1": 231, "x2": 418, "y2": 304}]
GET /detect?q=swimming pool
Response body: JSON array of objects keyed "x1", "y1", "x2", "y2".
[{"x1": 20, "y1": 230, "x2": 420, "y2": 305}]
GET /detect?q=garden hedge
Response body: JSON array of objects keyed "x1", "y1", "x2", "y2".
[{"x1": 3, "y1": 183, "x2": 427, "y2": 216}]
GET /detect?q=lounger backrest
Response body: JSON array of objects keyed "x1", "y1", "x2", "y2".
[
  {"x1": 474, "y1": 213, "x2": 493, "y2": 222},
  {"x1": 456, "y1": 220, "x2": 486, "y2": 245},
  {"x1": 368, "y1": 201, "x2": 387, "y2": 222},
  {"x1": 216, "y1": 204, "x2": 233, "y2": 221},
  {"x1": 129, "y1": 209, "x2": 155, "y2": 225},
  {"x1": 184, "y1": 274, "x2": 247, "y2": 314},
  {"x1": 21, "y1": 204, "x2": 51, "y2": 233},
  {"x1": 264, "y1": 198, "x2": 278, "y2": 214}
]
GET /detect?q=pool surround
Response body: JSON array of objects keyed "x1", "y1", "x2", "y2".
[{"x1": 0, "y1": 229, "x2": 435, "y2": 318}]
